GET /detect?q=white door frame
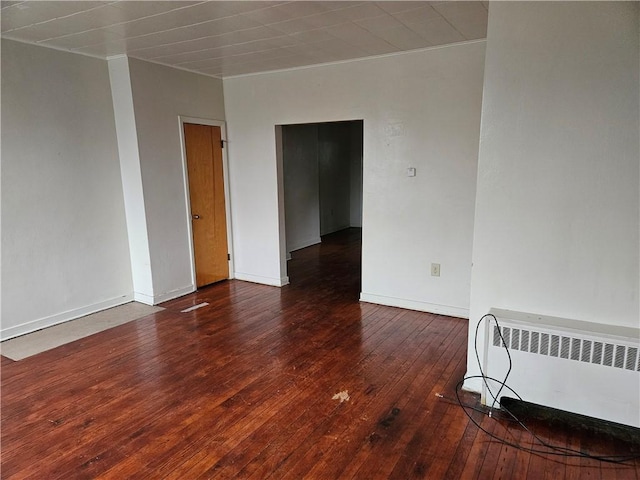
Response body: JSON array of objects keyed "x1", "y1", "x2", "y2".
[{"x1": 178, "y1": 116, "x2": 235, "y2": 289}]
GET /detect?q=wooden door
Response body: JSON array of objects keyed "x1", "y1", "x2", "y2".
[{"x1": 184, "y1": 123, "x2": 229, "y2": 287}]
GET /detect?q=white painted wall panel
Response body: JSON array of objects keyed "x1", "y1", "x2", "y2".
[
  {"x1": 283, "y1": 124, "x2": 321, "y2": 253},
  {"x1": 1, "y1": 39, "x2": 133, "y2": 338},
  {"x1": 318, "y1": 122, "x2": 353, "y2": 236},
  {"x1": 224, "y1": 42, "x2": 485, "y2": 311},
  {"x1": 349, "y1": 121, "x2": 364, "y2": 228},
  {"x1": 468, "y1": 2, "x2": 640, "y2": 393},
  {"x1": 127, "y1": 58, "x2": 226, "y2": 302}
]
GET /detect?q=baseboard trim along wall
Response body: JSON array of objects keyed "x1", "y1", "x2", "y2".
[
  {"x1": 288, "y1": 236, "x2": 321, "y2": 253},
  {"x1": 0, "y1": 293, "x2": 134, "y2": 341},
  {"x1": 359, "y1": 292, "x2": 470, "y2": 319},
  {"x1": 235, "y1": 272, "x2": 290, "y2": 287},
  {"x1": 134, "y1": 285, "x2": 196, "y2": 306},
  {"x1": 133, "y1": 292, "x2": 155, "y2": 305},
  {"x1": 153, "y1": 285, "x2": 196, "y2": 305}
]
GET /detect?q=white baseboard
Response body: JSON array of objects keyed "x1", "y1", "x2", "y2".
[
  {"x1": 153, "y1": 285, "x2": 195, "y2": 304},
  {"x1": 288, "y1": 236, "x2": 321, "y2": 252},
  {"x1": 135, "y1": 285, "x2": 195, "y2": 306},
  {"x1": 321, "y1": 225, "x2": 351, "y2": 236},
  {"x1": 0, "y1": 293, "x2": 134, "y2": 341},
  {"x1": 235, "y1": 272, "x2": 289, "y2": 287},
  {"x1": 461, "y1": 375, "x2": 483, "y2": 395},
  {"x1": 359, "y1": 292, "x2": 469, "y2": 319},
  {"x1": 133, "y1": 292, "x2": 155, "y2": 305}
]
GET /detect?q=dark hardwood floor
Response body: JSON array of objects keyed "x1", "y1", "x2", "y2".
[{"x1": 2, "y1": 228, "x2": 639, "y2": 479}]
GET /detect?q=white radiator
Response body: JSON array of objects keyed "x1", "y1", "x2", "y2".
[{"x1": 482, "y1": 308, "x2": 640, "y2": 428}]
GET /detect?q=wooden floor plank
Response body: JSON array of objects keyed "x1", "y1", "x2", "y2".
[
  {"x1": 344, "y1": 331, "x2": 468, "y2": 480},
  {"x1": 274, "y1": 313, "x2": 450, "y2": 480},
  {"x1": 156, "y1": 310, "x2": 406, "y2": 479},
  {"x1": 2, "y1": 228, "x2": 638, "y2": 479},
  {"x1": 257, "y1": 310, "x2": 437, "y2": 479},
  {"x1": 236, "y1": 306, "x2": 407, "y2": 480},
  {"x1": 192, "y1": 308, "x2": 407, "y2": 479}
]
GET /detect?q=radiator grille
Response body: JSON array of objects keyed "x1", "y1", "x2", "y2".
[{"x1": 493, "y1": 325, "x2": 640, "y2": 371}]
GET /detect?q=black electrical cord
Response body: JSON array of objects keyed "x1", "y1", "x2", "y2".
[
  {"x1": 437, "y1": 395, "x2": 520, "y2": 422},
  {"x1": 454, "y1": 376, "x2": 639, "y2": 463},
  {"x1": 452, "y1": 313, "x2": 640, "y2": 464},
  {"x1": 473, "y1": 314, "x2": 513, "y2": 414}
]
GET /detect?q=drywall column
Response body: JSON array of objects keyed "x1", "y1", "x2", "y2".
[
  {"x1": 107, "y1": 56, "x2": 155, "y2": 305},
  {"x1": 467, "y1": 2, "x2": 640, "y2": 392}
]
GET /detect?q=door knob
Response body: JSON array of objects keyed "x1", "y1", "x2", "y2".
[{"x1": 192, "y1": 214, "x2": 200, "y2": 219}]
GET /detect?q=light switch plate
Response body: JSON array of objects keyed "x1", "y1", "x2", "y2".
[{"x1": 431, "y1": 263, "x2": 440, "y2": 277}]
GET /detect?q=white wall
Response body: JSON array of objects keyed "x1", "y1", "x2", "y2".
[
  {"x1": 1, "y1": 40, "x2": 133, "y2": 339},
  {"x1": 467, "y1": 2, "x2": 640, "y2": 389},
  {"x1": 126, "y1": 58, "x2": 226, "y2": 302},
  {"x1": 282, "y1": 121, "x2": 363, "y2": 254},
  {"x1": 283, "y1": 124, "x2": 321, "y2": 253},
  {"x1": 108, "y1": 56, "x2": 154, "y2": 304},
  {"x1": 318, "y1": 122, "x2": 354, "y2": 235},
  {"x1": 224, "y1": 42, "x2": 485, "y2": 312},
  {"x1": 349, "y1": 121, "x2": 364, "y2": 228}
]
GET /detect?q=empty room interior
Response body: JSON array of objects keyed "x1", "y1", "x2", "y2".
[{"x1": 1, "y1": 1, "x2": 639, "y2": 478}]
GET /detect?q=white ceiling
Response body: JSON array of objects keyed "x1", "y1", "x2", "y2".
[{"x1": 1, "y1": 1, "x2": 488, "y2": 78}]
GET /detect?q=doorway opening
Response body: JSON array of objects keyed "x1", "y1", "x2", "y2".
[{"x1": 276, "y1": 120, "x2": 363, "y2": 289}]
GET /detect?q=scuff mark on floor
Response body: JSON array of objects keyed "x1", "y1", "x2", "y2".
[
  {"x1": 332, "y1": 390, "x2": 350, "y2": 403},
  {"x1": 181, "y1": 302, "x2": 209, "y2": 313}
]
